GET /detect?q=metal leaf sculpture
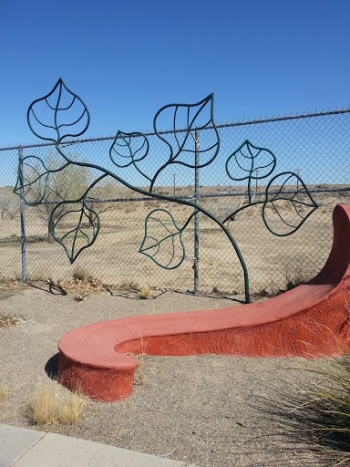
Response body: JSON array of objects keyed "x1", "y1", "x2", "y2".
[
  {"x1": 49, "y1": 200, "x2": 100, "y2": 264},
  {"x1": 139, "y1": 209, "x2": 186, "y2": 269},
  {"x1": 14, "y1": 156, "x2": 50, "y2": 205},
  {"x1": 27, "y1": 78, "x2": 90, "y2": 144},
  {"x1": 150, "y1": 94, "x2": 220, "y2": 190},
  {"x1": 110, "y1": 131, "x2": 149, "y2": 167},
  {"x1": 262, "y1": 172, "x2": 318, "y2": 236},
  {"x1": 223, "y1": 143, "x2": 318, "y2": 237},
  {"x1": 15, "y1": 78, "x2": 319, "y2": 302},
  {"x1": 226, "y1": 140, "x2": 276, "y2": 204},
  {"x1": 109, "y1": 131, "x2": 151, "y2": 182}
]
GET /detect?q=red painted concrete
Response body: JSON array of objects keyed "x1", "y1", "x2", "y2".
[{"x1": 58, "y1": 204, "x2": 350, "y2": 402}]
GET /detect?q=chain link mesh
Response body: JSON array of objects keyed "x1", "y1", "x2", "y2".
[{"x1": 0, "y1": 109, "x2": 349, "y2": 298}]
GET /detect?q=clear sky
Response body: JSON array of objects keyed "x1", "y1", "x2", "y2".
[{"x1": 0, "y1": 0, "x2": 349, "y2": 147}]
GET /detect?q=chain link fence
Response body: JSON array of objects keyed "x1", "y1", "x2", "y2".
[{"x1": 0, "y1": 108, "x2": 349, "y2": 299}]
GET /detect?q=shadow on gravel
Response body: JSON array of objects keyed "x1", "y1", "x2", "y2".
[
  {"x1": 45, "y1": 353, "x2": 59, "y2": 380},
  {"x1": 29, "y1": 281, "x2": 67, "y2": 296}
]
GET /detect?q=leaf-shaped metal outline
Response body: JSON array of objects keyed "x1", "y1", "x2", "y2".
[
  {"x1": 226, "y1": 140, "x2": 277, "y2": 182},
  {"x1": 153, "y1": 93, "x2": 218, "y2": 164},
  {"x1": 109, "y1": 131, "x2": 151, "y2": 183},
  {"x1": 27, "y1": 78, "x2": 90, "y2": 144},
  {"x1": 110, "y1": 131, "x2": 149, "y2": 167},
  {"x1": 150, "y1": 94, "x2": 220, "y2": 191},
  {"x1": 139, "y1": 208, "x2": 186, "y2": 270},
  {"x1": 262, "y1": 172, "x2": 318, "y2": 237},
  {"x1": 49, "y1": 199, "x2": 100, "y2": 264},
  {"x1": 13, "y1": 156, "x2": 50, "y2": 206}
]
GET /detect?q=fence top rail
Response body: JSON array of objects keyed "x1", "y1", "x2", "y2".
[{"x1": 1, "y1": 106, "x2": 350, "y2": 152}]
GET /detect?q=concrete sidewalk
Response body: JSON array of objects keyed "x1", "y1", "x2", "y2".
[{"x1": 0, "y1": 424, "x2": 196, "y2": 467}]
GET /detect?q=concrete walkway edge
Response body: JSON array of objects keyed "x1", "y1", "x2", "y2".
[{"x1": 0, "y1": 424, "x2": 196, "y2": 467}]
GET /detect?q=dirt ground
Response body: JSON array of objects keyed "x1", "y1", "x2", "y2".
[{"x1": 0, "y1": 285, "x2": 341, "y2": 466}]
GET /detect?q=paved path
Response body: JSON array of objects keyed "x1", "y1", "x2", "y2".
[{"x1": 0, "y1": 424, "x2": 196, "y2": 467}]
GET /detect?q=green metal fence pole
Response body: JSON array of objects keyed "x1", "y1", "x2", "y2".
[
  {"x1": 194, "y1": 129, "x2": 200, "y2": 293},
  {"x1": 18, "y1": 146, "x2": 27, "y2": 281}
]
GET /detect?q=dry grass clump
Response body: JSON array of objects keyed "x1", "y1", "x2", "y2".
[
  {"x1": 0, "y1": 384, "x2": 8, "y2": 400},
  {"x1": 0, "y1": 312, "x2": 18, "y2": 328},
  {"x1": 138, "y1": 284, "x2": 152, "y2": 299},
  {"x1": 0, "y1": 277, "x2": 23, "y2": 292},
  {"x1": 284, "y1": 265, "x2": 310, "y2": 291},
  {"x1": 74, "y1": 290, "x2": 89, "y2": 302},
  {"x1": 254, "y1": 264, "x2": 312, "y2": 298},
  {"x1": 28, "y1": 382, "x2": 86, "y2": 426},
  {"x1": 126, "y1": 334, "x2": 147, "y2": 386},
  {"x1": 61, "y1": 272, "x2": 108, "y2": 293},
  {"x1": 27, "y1": 269, "x2": 111, "y2": 298},
  {"x1": 72, "y1": 267, "x2": 90, "y2": 283},
  {"x1": 30, "y1": 271, "x2": 112, "y2": 300},
  {"x1": 262, "y1": 355, "x2": 350, "y2": 466}
]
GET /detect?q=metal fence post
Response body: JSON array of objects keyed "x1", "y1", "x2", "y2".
[
  {"x1": 194, "y1": 129, "x2": 200, "y2": 293},
  {"x1": 18, "y1": 146, "x2": 27, "y2": 281}
]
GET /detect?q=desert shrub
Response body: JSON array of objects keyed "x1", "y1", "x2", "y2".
[{"x1": 263, "y1": 355, "x2": 350, "y2": 465}]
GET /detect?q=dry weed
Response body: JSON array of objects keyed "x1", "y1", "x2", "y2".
[
  {"x1": 285, "y1": 264, "x2": 311, "y2": 291},
  {"x1": 138, "y1": 284, "x2": 152, "y2": 299},
  {"x1": 0, "y1": 278, "x2": 22, "y2": 292},
  {"x1": 28, "y1": 382, "x2": 86, "y2": 426},
  {"x1": 0, "y1": 384, "x2": 8, "y2": 400},
  {"x1": 254, "y1": 265, "x2": 311, "y2": 298},
  {"x1": 126, "y1": 334, "x2": 147, "y2": 386},
  {"x1": 57, "y1": 274, "x2": 109, "y2": 295},
  {"x1": 0, "y1": 312, "x2": 18, "y2": 328},
  {"x1": 119, "y1": 280, "x2": 139, "y2": 292},
  {"x1": 72, "y1": 267, "x2": 90, "y2": 283},
  {"x1": 74, "y1": 290, "x2": 89, "y2": 302}
]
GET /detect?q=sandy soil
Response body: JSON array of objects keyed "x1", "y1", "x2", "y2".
[{"x1": 0, "y1": 285, "x2": 339, "y2": 466}]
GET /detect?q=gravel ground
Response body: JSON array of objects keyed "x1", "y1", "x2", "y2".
[{"x1": 0, "y1": 285, "x2": 339, "y2": 466}]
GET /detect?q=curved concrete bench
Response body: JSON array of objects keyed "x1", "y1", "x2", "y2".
[{"x1": 58, "y1": 204, "x2": 350, "y2": 402}]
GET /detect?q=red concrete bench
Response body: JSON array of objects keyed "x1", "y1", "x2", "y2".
[{"x1": 58, "y1": 204, "x2": 350, "y2": 402}]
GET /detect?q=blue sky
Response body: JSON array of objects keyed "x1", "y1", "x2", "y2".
[{"x1": 0, "y1": 0, "x2": 349, "y2": 147}]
